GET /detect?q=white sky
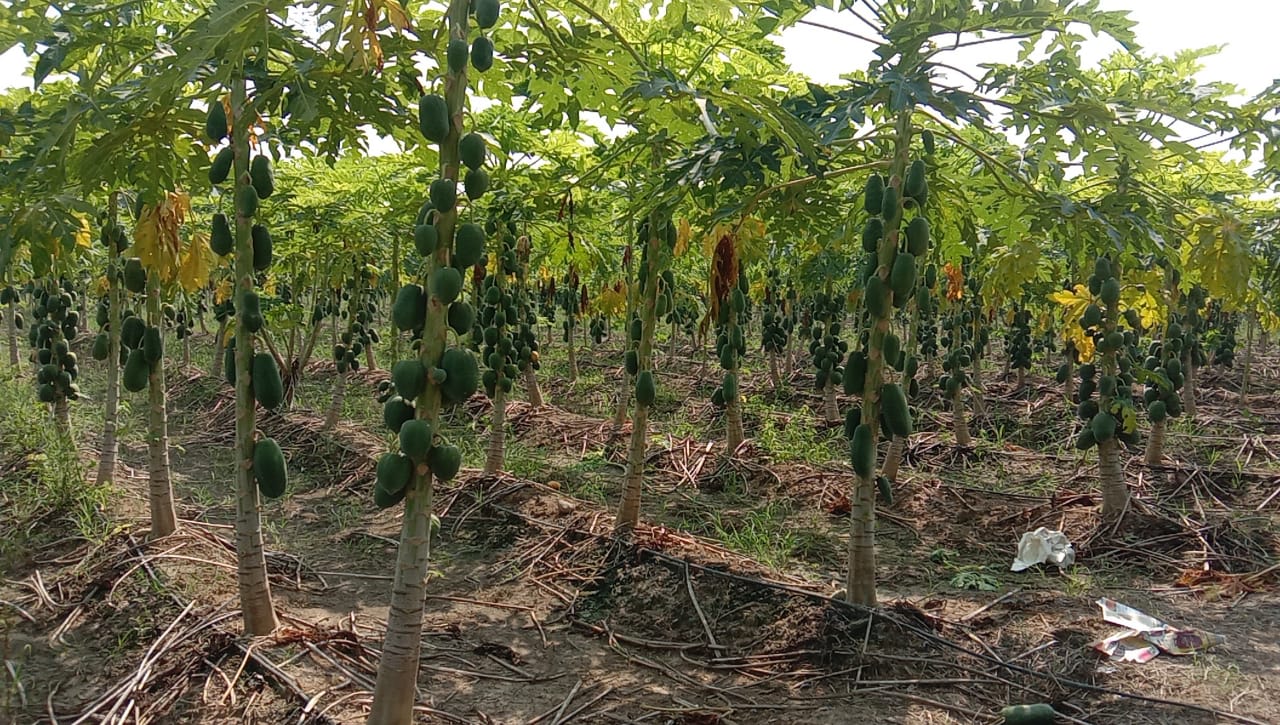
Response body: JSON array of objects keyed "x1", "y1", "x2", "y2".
[{"x1": 1, "y1": 1, "x2": 1274, "y2": 117}]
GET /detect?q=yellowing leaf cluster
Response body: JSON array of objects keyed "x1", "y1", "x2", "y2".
[{"x1": 1048, "y1": 284, "x2": 1096, "y2": 362}]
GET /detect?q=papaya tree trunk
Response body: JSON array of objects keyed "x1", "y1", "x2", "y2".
[
  {"x1": 145, "y1": 274, "x2": 177, "y2": 538},
  {"x1": 1098, "y1": 437, "x2": 1127, "y2": 517},
  {"x1": 882, "y1": 435, "x2": 906, "y2": 483},
  {"x1": 325, "y1": 372, "x2": 347, "y2": 430},
  {"x1": 1015, "y1": 366, "x2": 1025, "y2": 391},
  {"x1": 1144, "y1": 419, "x2": 1166, "y2": 466},
  {"x1": 230, "y1": 70, "x2": 278, "y2": 636},
  {"x1": 725, "y1": 389, "x2": 744, "y2": 454},
  {"x1": 768, "y1": 352, "x2": 781, "y2": 394},
  {"x1": 5, "y1": 296, "x2": 17, "y2": 367},
  {"x1": 211, "y1": 317, "x2": 228, "y2": 380},
  {"x1": 567, "y1": 324, "x2": 579, "y2": 382},
  {"x1": 616, "y1": 208, "x2": 663, "y2": 532},
  {"x1": 1181, "y1": 353, "x2": 1197, "y2": 419},
  {"x1": 484, "y1": 385, "x2": 506, "y2": 475},
  {"x1": 1063, "y1": 349, "x2": 1076, "y2": 403},
  {"x1": 524, "y1": 366, "x2": 544, "y2": 407},
  {"x1": 53, "y1": 394, "x2": 71, "y2": 436},
  {"x1": 1240, "y1": 315, "x2": 1254, "y2": 404},
  {"x1": 669, "y1": 324, "x2": 678, "y2": 358},
  {"x1": 822, "y1": 379, "x2": 839, "y2": 424},
  {"x1": 607, "y1": 372, "x2": 631, "y2": 449},
  {"x1": 365, "y1": 343, "x2": 377, "y2": 372},
  {"x1": 367, "y1": 4, "x2": 467, "y2": 720},
  {"x1": 970, "y1": 354, "x2": 986, "y2": 418},
  {"x1": 96, "y1": 192, "x2": 123, "y2": 487},
  {"x1": 952, "y1": 388, "x2": 972, "y2": 448},
  {"x1": 183, "y1": 334, "x2": 191, "y2": 368},
  {"x1": 847, "y1": 109, "x2": 913, "y2": 608}
]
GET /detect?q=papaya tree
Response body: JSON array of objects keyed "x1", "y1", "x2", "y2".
[{"x1": 368, "y1": 0, "x2": 491, "y2": 718}]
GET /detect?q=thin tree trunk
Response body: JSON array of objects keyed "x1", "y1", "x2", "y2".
[
  {"x1": 97, "y1": 193, "x2": 123, "y2": 486},
  {"x1": 1015, "y1": 367, "x2": 1025, "y2": 391},
  {"x1": 53, "y1": 394, "x2": 71, "y2": 436},
  {"x1": 211, "y1": 317, "x2": 228, "y2": 380},
  {"x1": 367, "y1": 4, "x2": 467, "y2": 719},
  {"x1": 1181, "y1": 354, "x2": 1197, "y2": 419},
  {"x1": 822, "y1": 379, "x2": 839, "y2": 423},
  {"x1": 970, "y1": 355, "x2": 986, "y2": 418},
  {"x1": 882, "y1": 435, "x2": 906, "y2": 483},
  {"x1": 231, "y1": 70, "x2": 278, "y2": 636},
  {"x1": 484, "y1": 385, "x2": 506, "y2": 475},
  {"x1": 145, "y1": 275, "x2": 177, "y2": 538},
  {"x1": 1240, "y1": 316, "x2": 1254, "y2": 404},
  {"x1": 768, "y1": 352, "x2": 781, "y2": 393},
  {"x1": 325, "y1": 372, "x2": 347, "y2": 429},
  {"x1": 567, "y1": 326, "x2": 579, "y2": 382},
  {"x1": 669, "y1": 325, "x2": 677, "y2": 358},
  {"x1": 1098, "y1": 437, "x2": 1128, "y2": 518},
  {"x1": 607, "y1": 372, "x2": 631, "y2": 450},
  {"x1": 1063, "y1": 351, "x2": 1076, "y2": 403},
  {"x1": 1144, "y1": 419, "x2": 1166, "y2": 466},
  {"x1": 365, "y1": 343, "x2": 377, "y2": 372},
  {"x1": 952, "y1": 388, "x2": 972, "y2": 448},
  {"x1": 725, "y1": 382, "x2": 744, "y2": 454},
  {"x1": 183, "y1": 335, "x2": 191, "y2": 368},
  {"x1": 616, "y1": 205, "x2": 664, "y2": 532},
  {"x1": 6, "y1": 297, "x2": 17, "y2": 367},
  {"x1": 524, "y1": 366, "x2": 544, "y2": 407}
]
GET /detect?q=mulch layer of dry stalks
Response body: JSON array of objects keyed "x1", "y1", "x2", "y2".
[{"x1": 168, "y1": 373, "x2": 385, "y2": 492}]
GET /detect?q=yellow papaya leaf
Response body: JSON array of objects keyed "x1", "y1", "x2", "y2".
[
  {"x1": 177, "y1": 233, "x2": 212, "y2": 293},
  {"x1": 1184, "y1": 211, "x2": 1251, "y2": 307},
  {"x1": 75, "y1": 216, "x2": 91, "y2": 248},
  {"x1": 215, "y1": 278, "x2": 234, "y2": 304},
  {"x1": 592, "y1": 288, "x2": 626, "y2": 317},
  {"x1": 674, "y1": 218, "x2": 691, "y2": 258},
  {"x1": 943, "y1": 262, "x2": 964, "y2": 302},
  {"x1": 984, "y1": 238, "x2": 1041, "y2": 304},
  {"x1": 1119, "y1": 268, "x2": 1166, "y2": 331},
  {"x1": 1048, "y1": 284, "x2": 1096, "y2": 362}
]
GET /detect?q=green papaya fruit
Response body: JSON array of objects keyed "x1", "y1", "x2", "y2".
[
  {"x1": 862, "y1": 174, "x2": 884, "y2": 215},
  {"x1": 392, "y1": 359, "x2": 428, "y2": 400},
  {"x1": 465, "y1": 168, "x2": 490, "y2": 200},
  {"x1": 376, "y1": 452, "x2": 413, "y2": 496},
  {"x1": 890, "y1": 252, "x2": 916, "y2": 302},
  {"x1": 253, "y1": 438, "x2": 288, "y2": 498},
  {"x1": 474, "y1": 0, "x2": 500, "y2": 28},
  {"x1": 904, "y1": 159, "x2": 927, "y2": 199},
  {"x1": 448, "y1": 301, "x2": 475, "y2": 336},
  {"x1": 209, "y1": 147, "x2": 234, "y2": 185},
  {"x1": 439, "y1": 347, "x2": 479, "y2": 403},
  {"x1": 454, "y1": 223, "x2": 486, "y2": 268},
  {"x1": 850, "y1": 424, "x2": 875, "y2": 478},
  {"x1": 921, "y1": 129, "x2": 935, "y2": 155},
  {"x1": 418, "y1": 95, "x2": 450, "y2": 142},
  {"x1": 635, "y1": 370, "x2": 657, "y2": 406},
  {"x1": 428, "y1": 444, "x2": 463, "y2": 481},
  {"x1": 861, "y1": 217, "x2": 883, "y2": 254},
  {"x1": 251, "y1": 224, "x2": 273, "y2": 271},
  {"x1": 399, "y1": 419, "x2": 435, "y2": 462},
  {"x1": 414, "y1": 223, "x2": 438, "y2": 257},
  {"x1": 460, "y1": 132, "x2": 487, "y2": 170},
  {"x1": 447, "y1": 37, "x2": 469, "y2": 74},
  {"x1": 383, "y1": 395, "x2": 416, "y2": 432},
  {"x1": 210, "y1": 213, "x2": 233, "y2": 256},
  {"x1": 392, "y1": 284, "x2": 426, "y2": 331},
  {"x1": 1101, "y1": 277, "x2": 1121, "y2": 307},
  {"x1": 206, "y1": 99, "x2": 228, "y2": 142},
  {"x1": 92, "y1": 331, "x2": 110, "y2": 361},
  {"x1": 124, "y1": 258, "x2": 147, "y2": 294},
  {"x1": 143, "y1": 326, "x2": 163, "y2": 364},
  {"x1": 430, "y1": 266, "x2": 463, "y2": 305},
  {"x1": 236, "y1": 184, "x2": 258, "y2": 218},
  {"x1": 881, "y1": 383, "x2": 912, "y2": 437},
  {"x1": 1090, "y1": 412, "x2": 1116, "y2": 442},
  {"x1": 429, "y1": 178, "x2": 457, "y2": 213},
  {"x1": 865, "y1": 276, "x2": 889, "y2": 318},
  {"x1": 253, "y1": 352, "x2": 284, "y2": 410},
  {"x1": 905, "y1": 216, "x2": 930, "y2": 256},
  {"x1": 250, "y1": 155, "x2": 275, "y2": 199},
  {"x1": 880, "y1": 186, "x2": 899, "y2": 219},
  {"x1": 123, "y1": 349, "x2": 149, "y2": 392},
  {"x1": 625, "y1": 350, "x2": 639, "y2": 376},
  {"x1": 471, "y1": 36, "x2": 494, "y2": 72}
]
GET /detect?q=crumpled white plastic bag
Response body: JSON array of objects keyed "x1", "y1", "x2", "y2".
[{"x1": 1010, "y1": 527, "x2": 1075, "y2": 572}]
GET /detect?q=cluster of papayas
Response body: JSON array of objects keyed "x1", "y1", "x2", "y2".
[
  {"x1": 710, "y1": 266, "x2": 749, "y2": 408},
  {"x1": 1072, "y1": 258, "x2": 1139, "y2": 450},
  {"x1": 473, "y1": 220, "x2": 541, "y2": 398},
  {"x1": 1007, "y1": 308, "x2": 1033, "y2": 373},
  {"x1": 556, "y1": 268, "x2": 585, "y2": 343},
  {"x1": 588, "y1": 315, "x2": 607, "y2": 345},
  {"x1": 30, "y1": 281, "x2": 82, "y2": 404},
  {"x1": 761, "y1": 269, "x2": 793, "y2": 357},
  {"x1": 808, "y1": 292, "x2": 847, "y2": 392},
  {"x1": 335, "y1": 290, "x2": 379, "y2": 376},
  {"x1": 1206, "y1": 301, "x2": 1236, "y2": 367},
  {"x1": 2, "y1": 287, "x2": 25, "y2": 331}
]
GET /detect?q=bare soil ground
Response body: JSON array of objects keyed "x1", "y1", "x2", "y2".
[{"x1": 2, "y1": 334, "x2": 1278, "y2": 724}]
